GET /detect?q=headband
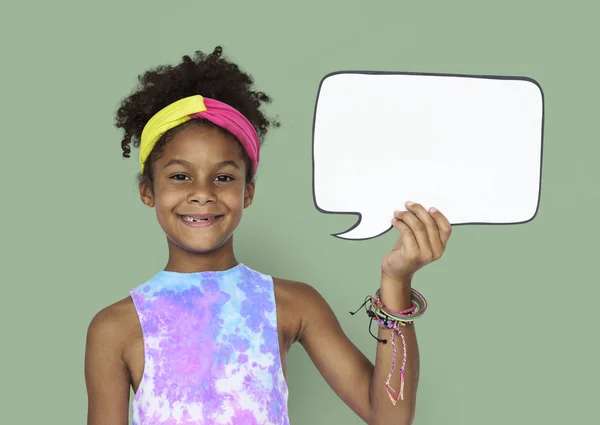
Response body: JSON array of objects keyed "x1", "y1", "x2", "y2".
[{"x1": 139, "y1": 95, "x2": 260, "y2": 176}]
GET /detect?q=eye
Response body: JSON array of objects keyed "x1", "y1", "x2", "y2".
[
  {"x1": 215, "y1": 175, "x2": 234, "y2": 182},
  {"x1": 170, "y1": 173, "x2": 190, "y2": 181}
]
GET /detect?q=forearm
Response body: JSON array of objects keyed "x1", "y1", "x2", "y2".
[{"x1": 369, "y1": 273, "x2": 420, "y2": 425}]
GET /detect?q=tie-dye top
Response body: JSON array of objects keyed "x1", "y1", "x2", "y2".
[{"x1": 129, "y1": 263, "x2": 290, "y2": 425}]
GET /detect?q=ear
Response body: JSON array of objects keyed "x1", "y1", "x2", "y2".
[
  {"x1": 244, "y1": 179, "x2": 255, "y2": 209},
  {"x1": 139, "y1": 180, "x2": 155, "y2": 208}
]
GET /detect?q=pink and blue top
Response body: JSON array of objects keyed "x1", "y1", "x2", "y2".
[{"x1": 129, "y1": 263, "x2": 290, "y2": 425}]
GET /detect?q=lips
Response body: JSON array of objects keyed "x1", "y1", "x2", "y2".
[
  {"x1": 178, "y1": 214, "x2": 222, "y2": 222},
  {"x1": 177, "y1": 213, "x2": 224, "y2": 228}
]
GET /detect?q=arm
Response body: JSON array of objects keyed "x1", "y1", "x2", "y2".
[
  {"x1": 300, "y1": 202, "x2": 451, "y2": 425},
  {"x1": 298, "y1": 277, "x2": 417, "y2": 425},
  {"x1": 369, "y1": 273, "x2": 419, "y2": 425},
  {"x1": 84, "y1": 307, "x2": 131, "y2": 425}
]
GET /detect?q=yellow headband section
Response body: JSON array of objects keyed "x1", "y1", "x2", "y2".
[{"x1": 139, "y1": 95, "x2": 207, "y2": 173}]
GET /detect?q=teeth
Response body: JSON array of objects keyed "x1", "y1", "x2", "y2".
[{"x1": 182, "y1": 215, "x2": 215, "y2": 222}]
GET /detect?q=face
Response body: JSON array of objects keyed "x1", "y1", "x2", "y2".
[{"x1": 140, "y1": 124, "x2": 255, "y2": 261}]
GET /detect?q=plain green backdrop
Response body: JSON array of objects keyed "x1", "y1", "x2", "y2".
[{"x1": 1, "y1": 0, "x2": 598, "y2": 424}]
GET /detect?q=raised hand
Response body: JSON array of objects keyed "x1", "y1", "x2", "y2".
[{"x1": 381, "y1": 201, "x2": 452, "y2": 283}]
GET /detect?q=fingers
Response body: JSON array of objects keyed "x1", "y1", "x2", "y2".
[
  {"x1": 428, "y1": 207, "x2": 452, "y2": 249},
  {"x1": 394, "y1": 206, "x2": 431, "y2": 253},
  {"x1": 391, "y1": 217, "x2": 419, "y2": 254},
  {"x1": 394, "y1": 202, "x2": 452, "y2": 261}
]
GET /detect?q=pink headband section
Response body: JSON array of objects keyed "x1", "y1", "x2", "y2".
[{"x1": 189, "y1": 98, "x2": 260, "y2": 176}]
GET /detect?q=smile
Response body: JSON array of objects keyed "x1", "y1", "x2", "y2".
[
  {"x1": 177, "y1": 214, "x2": 223, "y2": 227},
  {"x1": 181, "y1": 215, "x2": 219, "y2": 222}
]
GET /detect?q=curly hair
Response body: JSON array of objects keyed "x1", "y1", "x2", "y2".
[{"x1": 115, "y1": 46, "x2": 279, "y2": 189}]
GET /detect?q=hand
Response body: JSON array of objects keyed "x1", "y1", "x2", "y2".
[{"x1": 381, "y1": 201, "x2": 452, "y2": 283}]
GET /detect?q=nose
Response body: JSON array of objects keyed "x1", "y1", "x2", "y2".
[{"x1": 186, "y1": 179, "x2": 216, "y2": 205}]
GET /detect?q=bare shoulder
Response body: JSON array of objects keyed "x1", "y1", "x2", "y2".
[
  {"x1": 89, "y1": 296, "x2": 135, "y2": 323},
  {"x1": 272, "y1": 276, "x2": 317, "y2": 295},
  {"x1": 272, "y1": 276, "x2": 327, "y2": 302},
  {"x1": 272, "y1": 276, "x2": 327, "y2": 310},
  {"x1": 87, "y1": 296, "x2": 137, "y2": 347},
  {"x1": 85, "y1": 296, "x2": 136, "y2": 425},
  {"x1": 272, "y1": 277, "x2": 332, "y2": 343}
]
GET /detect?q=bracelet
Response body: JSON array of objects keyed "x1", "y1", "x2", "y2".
[
  {"x1": 350, "y1": 287, "x2": 428, "y2": 405},
  {"x1": 367, "y1": 305, "x2": 411, "y2": 329},
  {"x1": 372, "y1": 288, "x2": 428, "y2": 323}
]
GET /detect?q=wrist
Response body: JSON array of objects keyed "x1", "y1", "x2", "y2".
[
  {"x1": 381, "y1": 270, "x2": 413, "y2": 287},
  {"x1": 379, "y1": 272, "x2": 413, "y2": 311}
]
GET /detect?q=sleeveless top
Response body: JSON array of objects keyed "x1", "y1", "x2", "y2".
[{"x1": 129, "y1": 263, "x2": 290, "y2": 425}]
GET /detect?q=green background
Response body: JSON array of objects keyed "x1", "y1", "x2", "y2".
[{"x1": 1, "y1": 0, "x2": 598, "y2": 424}]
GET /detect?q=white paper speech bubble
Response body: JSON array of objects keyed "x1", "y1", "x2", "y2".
[{"x1": 312, "y1": 72, "x2": 544, "y2": 240}]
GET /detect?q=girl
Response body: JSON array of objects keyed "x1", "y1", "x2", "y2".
[{"x1": 84, "y1": 46, "x2": 452, "y2": 425}]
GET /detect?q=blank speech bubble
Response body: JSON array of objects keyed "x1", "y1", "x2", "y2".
[{"x1": 312, "y1": 71, "x2": 544, "y2": 240}]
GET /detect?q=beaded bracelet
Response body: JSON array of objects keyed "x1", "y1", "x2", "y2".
[
  {"x1": 350, "y1": 288, "x2": 428, "y2": 405},
  {"x1": 372, "y1": 288, "x2": 428, "y2": 323}
]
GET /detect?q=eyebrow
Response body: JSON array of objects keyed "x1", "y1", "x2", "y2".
[
  {"x1": 163, "y1": 159, "x2": 241, "y2": 170},
  {"x1": 163, "y1": 159, "x2": 193, "y2": 169},
  {"x1": 214, "y1": 160, "x2": 241, "y2": 170}
]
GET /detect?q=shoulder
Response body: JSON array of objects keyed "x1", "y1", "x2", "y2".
[
  {"x1": 85, "y1": 297, "x2": 135, "y2": 424},
  {"x1": 272, "y1": 277, "x2": 333, "y2": 342},
  {"x1": 272, "y1": 276, "x2": 327, "y2": 307},
  {"x1": 86, "y1": 296, "x2": 137, "y2": 355}
]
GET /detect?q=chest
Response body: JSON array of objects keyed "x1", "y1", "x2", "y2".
[{"x1": 123, "y1": 283, "x2": 301, "y2": 393}]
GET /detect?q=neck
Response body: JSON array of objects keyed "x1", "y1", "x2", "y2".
[{"x1": 163, "y1": 237, "x2": 239, "y2": 273}]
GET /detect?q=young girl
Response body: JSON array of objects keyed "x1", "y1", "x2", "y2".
[{"x1": 84, "y1": 46, "x2": 452, "y2": 425}]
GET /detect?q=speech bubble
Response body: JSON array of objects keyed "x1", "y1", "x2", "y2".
[{"x1": 312, "y1": 71, "x2": 544, "y2": 240}]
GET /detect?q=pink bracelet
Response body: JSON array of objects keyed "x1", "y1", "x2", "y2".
[{"x1": 350, "y1": 287, "x2": 429, "y2": 405}]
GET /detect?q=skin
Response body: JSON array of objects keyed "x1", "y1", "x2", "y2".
[{"x1": 84, "y1": 124, "x2": 452, "y2": 425}]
